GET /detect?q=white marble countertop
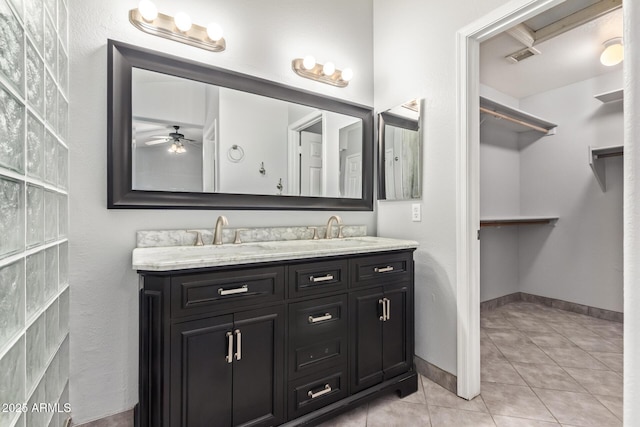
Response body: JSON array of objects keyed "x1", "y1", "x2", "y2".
[{"x1": 132, "y1": 236, "x2": 419, "y2": 272}]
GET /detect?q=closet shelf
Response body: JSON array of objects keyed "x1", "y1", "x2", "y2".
[
  {"x1": 480, "y1": 96, "x2": 557, "y2": 135},
  {"x1": 480, "y1": 216, "x2": 559, "y2": 228},
  {"x1": 589, "y1": 145, "x2": 623, "y2": 192},
  {"x1": 594, "y1": 89, "x2": 623, "y2": 103}
]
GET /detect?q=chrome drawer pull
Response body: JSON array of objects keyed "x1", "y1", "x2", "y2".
[
  {"x1": 307, "y1": 384, "x2": 332, "y2": 399},
  {"x1": 309, "y1": 274, "x2": 334, "y2": 283},
  {"x1": 234, "y1": 329, "x2": 242, "y2": 361},
  {"x1": 226, "y1": 331, "x2": 233, "y2": 363},
  {"x1": 218, "y1": 285, "x2": 248, "y2": 296},
  {"x1": 385, "y1": 298, "x2": 391, "y2": 320},
  {"x1": 308, "y1": 313, "x2": 333, "y2": 323},
  {"x1": 379, "y1": 299, "x2": 386, "y2": 321},
  {"x1": 374, "y1": 266, "x2": 394, "y2": 273}
]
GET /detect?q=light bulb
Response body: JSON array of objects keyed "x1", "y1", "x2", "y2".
[
  {"x1": 600, "y1": 38, "x2": 624, "y2": 66},
  {"x1": 169, "y1": 142, "x2": 177, "y2": 153},
  {"x1": 206, "y1": 23, "x2": 223, "y2": 41},
  {"x1": 323, "y1": 62, "x2": 336, "y2": 76},
  {"x1": 302, "y1": 55, "x2": 316, "y2": 70},
  {"x1": 174, "y1": 12, "x2": 192, "y2": 32},
  {"x1": 341, "y1": 68, "x2": 353, "y2": 82},
  {"x1": 137, "y1": 0, "x2": 157, "y2": 21},
  {"x1": 177, "y1": 144, "x2": 186, "y2": 154}
]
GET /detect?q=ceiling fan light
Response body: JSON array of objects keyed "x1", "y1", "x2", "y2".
[{"x1": 600, "y1": 38, "x2": 624, "y2": 66}]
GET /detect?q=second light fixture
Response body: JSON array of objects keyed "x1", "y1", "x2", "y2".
[{"x1": 292, "y1": 55, "x2": 353, "y2": 87}]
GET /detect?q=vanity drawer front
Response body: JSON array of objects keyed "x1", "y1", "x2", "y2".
[
  {"x1": 350, "y1": 252, "x2": 413, "y2": 288},
  {"x1": 171, "y1": 266, "x2": 285, "y2": 317},
  {"x1": 289, "y1": 259, "x2": 348, "y2": 298},
  {"x1": 288, "y1": 367, "x2": 348, "y2": 419},
  {"x1": 289, "y1": 295, "x2": 348, "y2": 377}
]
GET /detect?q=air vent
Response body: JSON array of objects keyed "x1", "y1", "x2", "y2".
[{"x1": 505, "y1": 46, "x2": 541, "y2": 63}]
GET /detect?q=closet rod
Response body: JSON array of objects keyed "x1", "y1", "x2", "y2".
[
  {"x1": 479, "y1": 106, "x2": 549, "y2": 133},
  {"x1": 595, "y1": 151, "x2": 623, "y2": 159}
]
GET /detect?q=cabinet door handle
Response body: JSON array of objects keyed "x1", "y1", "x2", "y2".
[
  {"x1": 218, "y1": 285, "x2": 248, "y2": 296},
  {"x1": 374, "y1": 266, "x2": 394, "y2": 273},
  {"x1": 307, "y1": 384, "x2": 332, "y2": 399},
  {"x1": 226, "y1": 331, "x2": 233, "y2": 363},
  {"x1": 309, "y1": 274, "x2": 334, "y2": 283},
  {"x1": 385, "y1": 298, "x2": 391, "y2": 320},
  {"x1": 234, "y1": 329, "x2": 242, "y2": 361},
  {"x1": 379, "y1": 299, "x2": 386, "y2": 321},
  {"x1": 308, "y1": 313, "x2": 333, "y2": 323}
]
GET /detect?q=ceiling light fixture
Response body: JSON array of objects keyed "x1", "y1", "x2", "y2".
[
  {"x1": 129, "y1": 1, "x2": 225, "y2": 52},
  {"x1": 168, "y1": 141, "x2": 187, "y2": 154},
  {"x1": 600, "y1": 37, "x2": 624, "y2": 66},
  {"x1": 292, "y1": 57, "x2": 352, "y2": 87}
]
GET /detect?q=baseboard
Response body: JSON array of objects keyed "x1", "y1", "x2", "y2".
[
  {"x1": 414, "y1": 355, "x2": 457, "y2": 394},
  {"x1": 481, "y1": 292, "x2": 623, "y2": 323},
  {"x1": 73, "y1": 408, "x2": 135, "y2": 427}
]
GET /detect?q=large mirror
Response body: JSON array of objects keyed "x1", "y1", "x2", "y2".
[
  {"x1": 108, "y1": 40, "x2": 373, "y2": 210},
  {"x1": 377, "y1": 99, "x2": 422, "y2": 200}
]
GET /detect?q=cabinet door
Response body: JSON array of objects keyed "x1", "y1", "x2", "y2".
[
  {"x1": 382, "y1": 282, "x2": 411, "y2": 380},
  {"x1": 171, "y1": 315, "x2": 234, "y2": 427},
  {"x1": 350, "y1": 287, "x2": 384, "y2": 393},
  {"x1": 232, "y1": 305, "x2": 285, "y2": 427}
]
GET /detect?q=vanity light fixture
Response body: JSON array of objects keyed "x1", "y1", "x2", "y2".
[
  {"x1": 292, "y1": 56, "x2": 353, "y2": 87},
  {"x1": 129, "y1": 1, "x2": 226, "y2": 52},
  {"x1": 600, "y1": 37, "x2": 623, "y2": 66}
]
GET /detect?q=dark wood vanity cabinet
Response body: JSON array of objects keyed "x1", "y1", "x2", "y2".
[{"x1": 138, "y1": 249, "x2": 416, "y2": 427}]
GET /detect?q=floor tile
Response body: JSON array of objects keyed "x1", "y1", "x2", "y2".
[
  {"x1": 428, "y1": 406, "x2": 495, "y2": 427},
  {"x1": 495, "y1": 344, "x2": 556, "y2": 365},
  {"x1": 493, "y1": 415, "x2": 561, "y2": 426},
  {"x1": 507, "y1": 318, "x2": 556, "y2": 333},
  {"x1": 584, "y1": 323, "x2": 623, "y2": 339},
  {"x1": 567, "y1": 335, "x2": 622, "y2": 353},
  {"x1": 533, "y1": 388, "x2": 621, "y2": 426},
  {"x1": 315, "y1": 404, "x2": 367, "y2": 427},
  {"x1": 480, "y1": 382, "x2": 555, "y2": 422},
  {"x1": 401, "y1": 374, "x2": 427, "y2": 404},
  {"x1": 366, "y1": 398, "x2": 431, "y2": 427},
  {"x1": 563, "y1": 367, "x2": 623, "y2": 397},
  {"x1": 482, "y1": 314, "x2": 516, "y2": 329},
  {"x1": 481, "y1": 360, "x2": 527, "y2": 386},
  {"x1": 539, "y1": 346, "x2": 608, "y2": 370},
  {"x1": 423, "y1": 377, "x2": 489, "y2": 413},
  {"x1": 546, "y1": 322, "x2": 599, "y2": 339},
  {"x1": 522, "y1": 331, "x2": 575, "y2": 349},
  {"x1": 511, "y1": 363, "x2": 585, "y2": 392},
  {"x1": 488, "y1": 330, "x2": 533, "y2": 346},
  {"x1": 482, "y1": 339, "x2": 507, "y2": 362},
  {"x1": 589, "y1": 352, "x2": 623, "y2": 373},
  {"x1": 593, "y1": 394, "x2": 623, "y2": 421}
]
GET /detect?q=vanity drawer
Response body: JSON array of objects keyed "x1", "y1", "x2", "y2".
[
  {"x1": 289, "y1": 295, "x2": 348, "y2": 377},
  {"x1": 171, "y1": 266, "x2": 285, "y2": 318},
  {"x1": 288, "y1": 259, "x2": 348, "y2": 298},
  {"x1": 288, "y1": 367, "x2": 348, "y2": 419},
  {"x1": 350, "y1": 252, "x2": 413, "y2": 288}
]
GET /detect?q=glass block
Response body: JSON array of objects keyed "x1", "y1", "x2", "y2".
[
  {"x1": 44, "y1": 130, "x2": 57, "y2": 184},
  {"x1": 43, "y1": 12, "x2": 55, "y2": 78},
  {"x1": 27, "y1": 184, "x2": 45, "y2": 247},
  {"x1": 43, "y1": 0, "x2": 53, "y2": 26},
  {"x1": 0, "y1": 84, "x2": 25, "y2": 173},
  {"x1": 44, "y1": 245, "x2": 57, "y2": 300},
  {"x1": 16, "y1": 413, "x2": 25, "y2": 427},
  {"x1": 0, "y1": 337, "x2": 25, "y2": 427},
  {"x1": 26, "y1": 312, "x2": 45, "y2": 392},
  {"x1": 8, "y1": 0, "x2": 23, "y2": 20},
  {"x1": 27, "y1": 112, "x2": 45, "y2": 179},
  {"x1": 0, "y1": 177, "x2": 24, "y2": 258},
  {"x1": 24, "y1": 0, "x2": 43, "y2": 55},
  {"x1": 44, "y1": 189, "x2": 57, "y2": 242},
  {"x1": 45, "y1": 70, "x2": 56, "y2": 129},
  {"x1": 26, "y1": 40, "x2": 45, "y2": 116},
  {"x1": 57, "y1": 0, "x2": 66, "y2": 52},
  {"x1": 45, "y1": 351, "x2": 59, "y2": 406},
  {"x1": 57, "y1": 92, "x2": 67, "y2": 141},
  {"x1": 57, "y1": 242, "x2": 67, "y2": 287},
  {"x1": 57, "y1": 380, "x2": 69, "y2": 427},
  {"x1": 57, "y1": 142, "x2": 67, "y2": 189},
  {"x1": 26, "y1": 251, "x2": 45, "y2": 319},
  {"x1": 27, "y1": 375, "x2": 46, "y2": 427},
  {"x1": 58, "y1": 288, "x2": 67, "y2": 343},
  {"x1": 44, "y1": 299, "x2": 58, "y2": 360},
  {"x1": 58, "y1": 335, "x2": 67, "y2": 389},
  {"x1": 0, "y1": 0, "x2": 25, "y2": 93},
  {"x1": 57, "y1": 193, "x2": 66, "y2": 238},
  {"x1": 0, "y1": 260, "x2": 24, "y2": 351}
]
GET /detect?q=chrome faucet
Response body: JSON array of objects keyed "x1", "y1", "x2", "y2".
[
  {"x1": 213, "y1": 215, "x2": 229, "y2": 245},
  {"x1": 325, "y1": 215, "x2": 344, "y2": 239}
]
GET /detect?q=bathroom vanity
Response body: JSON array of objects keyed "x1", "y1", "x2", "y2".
[{"x1": 133, "y1": 236, "x2": 418, "y2": 427}]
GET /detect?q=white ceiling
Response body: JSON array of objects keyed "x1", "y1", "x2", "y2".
[{"x1": 480, "y1": 6, "x2": 623, "y2": 99}]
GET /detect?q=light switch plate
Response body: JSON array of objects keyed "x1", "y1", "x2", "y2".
[{"x1": 411, "y1": 203, "x2": 421, "y2": 222}]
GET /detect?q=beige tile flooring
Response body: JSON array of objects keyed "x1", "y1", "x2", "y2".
[{"x1": 318, "y1": 302, "x2": 623, "y2": 426}]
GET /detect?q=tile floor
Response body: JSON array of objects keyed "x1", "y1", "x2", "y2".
[{"x1": 318, "y1": 302, "x2": 623, "y2": 426}]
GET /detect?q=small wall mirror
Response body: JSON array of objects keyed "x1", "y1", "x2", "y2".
[{"x1": 378, "y1": 99, "x2": 422, "y2": 200}]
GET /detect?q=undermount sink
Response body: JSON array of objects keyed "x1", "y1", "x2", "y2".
[{"x1": 132, "y1": 236, "x2": 418, "y2": 272}]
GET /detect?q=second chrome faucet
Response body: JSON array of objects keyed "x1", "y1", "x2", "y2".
[
  {"x1": 325, "y1": 215, "x2": 344, "y2": 239},
  {"x1": 213, "y1": 215, "x2": 228, "y2": 245}
]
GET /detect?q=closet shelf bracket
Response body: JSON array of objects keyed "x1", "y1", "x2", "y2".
[
  {"x1": 480, "y1": 96, "x2": 557, "y2": 136},
  {"x1": 589, "y1": 145, "x2": 623, "y2": 192}
]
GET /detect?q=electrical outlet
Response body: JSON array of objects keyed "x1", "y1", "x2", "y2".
[{"x1": 411, "y1": 203, "x2": 421, "y2": 222}]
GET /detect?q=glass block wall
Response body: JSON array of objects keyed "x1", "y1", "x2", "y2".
[{"x1": 0, "y1": 0, "x2": 69, "y2": 425}]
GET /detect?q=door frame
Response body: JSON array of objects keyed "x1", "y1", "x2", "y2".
[
  {"x1": 288, "y1": 111, "x2": 324, "y2": 195},
  {"x1": 454, "y1": 0, "x2": 567, "y2": 399}
]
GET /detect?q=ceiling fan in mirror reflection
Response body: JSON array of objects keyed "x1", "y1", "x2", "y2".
[{"x1": 145, "y1": 125, "x2": 197, "y2": 154}]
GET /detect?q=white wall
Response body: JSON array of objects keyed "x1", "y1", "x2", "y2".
[
  {"x1": 373, "y1": 0, "x2": 512, "y2": 376},
  {"x1": 68, "y1": 0, "x2": 373, "y2": 423},
  {"x1": 518, "y1": 70, "x2": 623, "y2": 312}
]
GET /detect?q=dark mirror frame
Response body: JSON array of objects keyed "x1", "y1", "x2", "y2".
[
  {"x1": 107, "y1": 39, "x2": 374, "y2": 210},
  {"x1": 377, "y1": 111, "x2": 420, "y2": 200}
]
